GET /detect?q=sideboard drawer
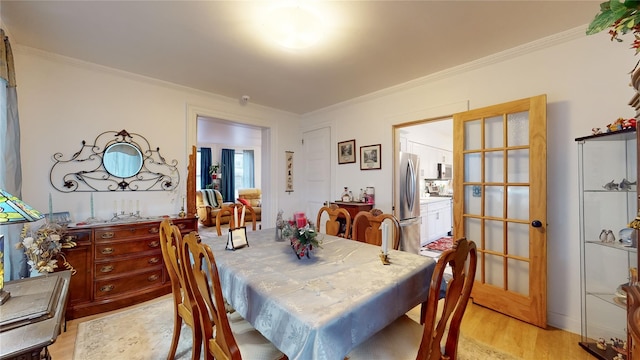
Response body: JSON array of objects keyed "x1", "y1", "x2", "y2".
[
  {"x1": 94, "y1": 253, "x2": 163, "y2": 278},
  {"x1": 95, "y1": 239, "x2": 161, "y2": 259},
  {"x1": 95, "y1": 225, "x2": 160, "y2": 241},
  {"x1": 94, "y1": 268, "x2": 164, "y2": 298},
  {"x1": 63, "y1": 229, "x2": 92, "y2": 244}
]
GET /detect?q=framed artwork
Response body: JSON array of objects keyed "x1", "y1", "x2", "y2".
[
  {"x1": 360, "y1": 144, "x2": 381, "y2": 170},
  {"x1": 337, "y1": 139, "x2": 356, "y2": 164}
]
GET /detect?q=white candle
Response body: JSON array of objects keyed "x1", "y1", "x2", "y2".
[
  {"x1": 49, "y1": 193, "x2": 53, "y2": 221},
  {"x1": 90, "y1": 193, "x2": 94, "y2": 218},
  {"x1": 136, "y1": 200, "x2": 140, "y2": 213},
  {"x1": 114, "y1": 200, "x2": 117, "y2": 214},
  {"x1": 381, "y1": 223, "x2": 389, "y2": 255},
  {"x1": 121, "y1": 199, "x2": 125, "y2": 213},
  {"x1": 129, "y1": 200, "x2": 133, "y2": 214},
  {"x1": 240, "y1": 206, "x2": 246, "y2": 226}
]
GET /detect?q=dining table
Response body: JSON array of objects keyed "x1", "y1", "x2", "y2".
[{"x1": 198, "y1": 227, "x2": 436, "y2": 360}]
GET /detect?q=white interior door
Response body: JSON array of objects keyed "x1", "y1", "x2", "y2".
[{"x1": 303, "y1": 127, "x2": 331, "y2": 222}]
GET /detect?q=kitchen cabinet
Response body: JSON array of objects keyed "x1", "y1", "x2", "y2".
[
  {"x1": 409, "y1": 140, "x2": 453, "y2": 180},
  {"x1": 576, "y1": 129, "x2": 638, "y2": 360},
  {"x1": 420, "y1": 197, "x2": 452, "y2": 245}
]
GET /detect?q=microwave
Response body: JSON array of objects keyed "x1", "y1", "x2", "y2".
[{"x1": 437, "y1": 163, "x2": 452, "y2": 180}]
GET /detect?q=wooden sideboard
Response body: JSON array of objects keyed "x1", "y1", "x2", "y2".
[
  {"x1": 58, "y1": 216, "x2": 197, "y2": 319},
  {"x1": 331, "y1": 201, "x2": 374, "y2": 237}
]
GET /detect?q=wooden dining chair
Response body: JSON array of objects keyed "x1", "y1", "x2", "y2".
[
  {"x1": 216, "y1": 203, "x2": 257, "y2": 236},
  {"x1": 180, "y1": 231, "x2": 287, "y2": 360},
  {"x1": 351, "y1": 209, "x2": 401, "y2": 250},
  {"x1": 346, "y1": 237, "x2": 477, "y2": 360},
  {"x1": 159, "y1": 219, "x2": 201, "y2": 360},
  {"x1": 316, "y1": 204, "x2": 351, "y2": 238}
]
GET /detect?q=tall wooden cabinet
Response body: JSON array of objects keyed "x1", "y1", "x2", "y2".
[
  {"x1": 576, "y1": 129, "x2": 638, "y2": 360},
  {"x1": 58, "y1": 216, "x2": 197, "y2": 319}
]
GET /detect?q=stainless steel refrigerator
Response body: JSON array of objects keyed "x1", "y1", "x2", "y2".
[{"x1": 396, "y1": 152, "x2": 421, "y2": 254}]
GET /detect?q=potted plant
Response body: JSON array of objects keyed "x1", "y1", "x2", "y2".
[
  {"x1": 587, "y1": 0, "x2": 640, "y2": 56},
  {"x1": 587, "y1": 1, "x2": 640, "y2": 89},
  {"x1": 209, "y1": 163, "x2": 220, "y2": 179}
]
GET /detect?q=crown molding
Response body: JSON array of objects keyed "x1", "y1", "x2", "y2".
[{"x1": 304, "y1": 25, "x2": 587, "y2": 117}]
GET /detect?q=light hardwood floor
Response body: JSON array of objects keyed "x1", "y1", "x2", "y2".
[{"x1": 49, "y1": 295, "x2": 590, "y2": 360}]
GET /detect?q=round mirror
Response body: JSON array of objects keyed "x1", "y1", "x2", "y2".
[{"x1": 103, "y1": 143, "x2": 143, "y2": 178}]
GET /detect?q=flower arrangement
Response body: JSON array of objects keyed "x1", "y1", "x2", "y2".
[
  {"x1": 587, "y1": 0, "x2": 640, "y2": 54},
  {"x1": 282, "y1": 212, "x2": 322, "y2": 258},
  {"x1": 16, "y1": 222, "x2": 75, "y2": 274}
]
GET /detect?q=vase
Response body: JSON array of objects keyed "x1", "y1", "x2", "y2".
[{"x1": 30, "y1": 268, "x2": 43, "y2": 278}]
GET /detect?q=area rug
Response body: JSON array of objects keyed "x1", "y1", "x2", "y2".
[
  {"x1": 74, "y1": 298, "x2": 521, "y2": 360},
  {"x1": 424, "y1": 236, "x2": 453, "y2": 251}
]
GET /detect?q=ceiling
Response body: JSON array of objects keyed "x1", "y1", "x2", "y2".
[{"x1": 0, "y1": 1, "x2": 600, "y2": 115}]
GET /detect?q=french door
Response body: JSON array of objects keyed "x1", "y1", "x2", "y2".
[{"x1": 453, "y1": 95, "x2": 548, "y2": 328}]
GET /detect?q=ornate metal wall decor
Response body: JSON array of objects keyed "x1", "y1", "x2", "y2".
[{"x1": 50, "y1": 129, "x2": 179, "y2": 192}]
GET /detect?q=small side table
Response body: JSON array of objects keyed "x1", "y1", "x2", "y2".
[{"x1": 0, "y1": 271, "x2": 71, "y2": 360}]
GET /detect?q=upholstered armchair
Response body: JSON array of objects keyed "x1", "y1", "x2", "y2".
[
  {"x1": 237, "y1": 188, "x2": 262, "y2": 221},
  {"x1": 195, "y1": 189, "x2": 234, "y2": 227}
]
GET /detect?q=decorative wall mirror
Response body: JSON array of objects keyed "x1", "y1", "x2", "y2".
[{"x1": 50, "y1": 129, "x2": 179, "y2": 192}]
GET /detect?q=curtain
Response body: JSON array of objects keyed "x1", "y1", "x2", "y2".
[
  {"x1": 221, "y1": 149, "x2": 235, "y2": 201},
  {"x1": 0, "y1": 29, "x2": 27, "y2": 280},
  {"x1": 200, "y1": 147, "x2": 212, "y2": 189},
  {"x1": 243, "y1": 150, "x2": 255, "y2": 188}
]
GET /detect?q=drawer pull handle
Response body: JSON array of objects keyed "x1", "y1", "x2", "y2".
[
  {"x1": 100, "y1": 265, "x2": 114, "y2": 273},
  {"x1": 64, "y1": 235, "x2": 78, "y2": 241},
  {"x1": 148, "y1": 274, "x2": 159, "y2": 282},
  {"x1": 149, "y1": 227, "x2": 159, "y2": 234},
  {"x1": 100, "y1": 285, "x2": 114, "y2": 292},
  {"x1": 148, "y1": 257, "x2": 160, "y2": 264},
  {"x1": 148, "y1": 241, "x2": 160, "y2": 248},
  {"x1": 101, "y1": 248, "x2": 115, "y2": 254},
  {"x1": 101, "y1": 232, "x2": 115, "y2": 239},
  {"x1": 177, "y1": 223, "x2": 186, "y2": 230}
]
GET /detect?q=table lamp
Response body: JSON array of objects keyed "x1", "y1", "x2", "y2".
[{"x1": 0, "y1": 189, "x2": 44, "y2": 305}]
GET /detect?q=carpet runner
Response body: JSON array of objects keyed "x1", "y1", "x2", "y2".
[
  {"x1": 424, "y1": 236, "x2": 453, "y2": 251},
  {"x1": 73, "y1": 296, "x2": 522, "y2": 360}
]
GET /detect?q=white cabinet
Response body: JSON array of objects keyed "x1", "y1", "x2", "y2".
[
  {"x1": 420, "y1": 202, "x2": 429, "y2": 246},
  {"x1": 577, "y1": 129, "x2": 638, "y2": 359},
  {"x1": 420, "y1": 198, "x2": 452, "y2": 245}
]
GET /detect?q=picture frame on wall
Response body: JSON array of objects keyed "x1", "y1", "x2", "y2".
[
  {"x1": 360, "y1": 144, "x2": 381, "y2": 170},
  {"x1": 337, "y1": 139, "x2": 356, "y2": 164}
]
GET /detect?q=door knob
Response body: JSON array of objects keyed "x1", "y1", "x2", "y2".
[{"x1": 531, "y1": 220, "x2": 542, "y2": 228}]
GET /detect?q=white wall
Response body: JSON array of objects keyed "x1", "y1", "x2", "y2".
[
  {"x1": 300, "y1": 29, "x2": 637, "y2": 334},
  {"x1": 12, "y1": 46, "x2": 301, "y2": 233}
]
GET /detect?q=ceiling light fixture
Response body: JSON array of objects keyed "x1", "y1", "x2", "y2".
[{"x1": 263, "y1": 1, "x2": 325, "y2": 50}]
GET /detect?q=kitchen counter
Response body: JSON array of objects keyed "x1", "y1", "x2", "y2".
[{"x1": 420, "y1": 196, "x2": 451, "y2": 205}]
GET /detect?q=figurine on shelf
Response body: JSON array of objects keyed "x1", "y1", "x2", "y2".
[
  {"x1": 603, "y1": 180, "x2": 619, "y2": 191},
  {"x1": 600, "y1": 229, "x2": 608, "y2": 242},
  {"x1": 606, "y1": 230, "x2": 616, "y2": 243},
  {"x1": 592, "y1": 127, "x2": 603, "y2": 135},
  {"x1": 597, "y1": 338, "x2": 607, "y2": 350},
  {"x1": 620, "y1": 178, "x2": 637, "y2": 191}
]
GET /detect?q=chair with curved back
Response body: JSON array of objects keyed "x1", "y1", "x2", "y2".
[
  {"x1": 216, "y1": 203, "x2": 257, "y2": 236},
  {"x1": 316, "y1": 204, "x2": 351, "y2": 238},
  {"x1": 180, "y1": 231, "x2": 287, "y2": 360},
  {"x1": 159, "y1": 219, "x2": 201, "y2": 360},
  {"x1": 347, "y1": 237, "x2": 478, "y2": 360},
  {"x1": 351, "y1": 209, "x2": 401, "y2": 250}
]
